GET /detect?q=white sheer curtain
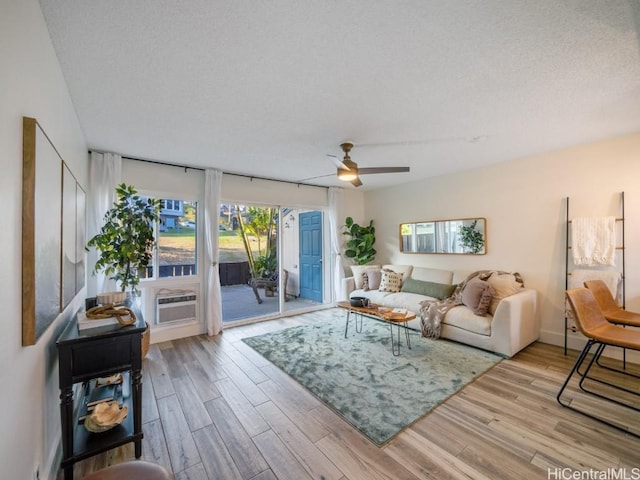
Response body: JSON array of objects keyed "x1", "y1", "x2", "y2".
[
  {"x1": 328, "y1": 187, "x2": 344, "y2": 302},
  {"x1": 204, "y1": 169, "x2": 223, "y2": 335},
  {"x1": 87, "y1": 152, "x2": 122, "y2": 296}
]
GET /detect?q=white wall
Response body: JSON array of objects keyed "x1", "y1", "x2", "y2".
[
  {"x1": 222, "y1": 173, "x2": 328, "y2": 208},
  {"x1": 338, "y1": 188, "x2": 366, "y2": 275},
  {"x1": 281, "y1": 209, "x2": 300, "y2": 295},
  {"x1": 365, "y1": 133, "x2": 640, "y2": 352},
  {"x1": 1, "y1": 1, "x2": 88, "y2": 479}
]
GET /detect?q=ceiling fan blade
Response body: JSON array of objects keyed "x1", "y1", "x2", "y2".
[
  {"x1": 358, "y1": 167, "x2": 410, "y2": 175},
  {"x1": 350, "y1": 176, "x2": 363, "y2": 187},
  {"x1": 327, "y1": 154, "x2": 349, "y2": 170}
]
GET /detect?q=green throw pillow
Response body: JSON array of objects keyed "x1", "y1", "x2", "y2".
[{"x1": 401, "y1": 278, "x2": 456, "y2": 300}]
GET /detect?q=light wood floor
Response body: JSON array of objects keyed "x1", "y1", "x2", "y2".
[{"x1": 62, "y1": 309, "x2": 640, "y2": 480}]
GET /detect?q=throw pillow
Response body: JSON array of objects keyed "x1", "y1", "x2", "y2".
[
  {"x1": 379, "y1": 270, "x2": 403, "y2": 293},
  {"x1": 382, "y1": 265, "x2": 413, "y2": 284},
  {"x1": 362, "y1": 269, "x2": 383, "y2": 291},
  {"x1": 487, "y1": 272, "x2": 523, "y2": 315},
  {"x1": 401, "y1": 278, "x2": 456, "y2": 300},
  {"x1": 351, "y1": 265, "x2": 381, "y2": 290},
  {"x1": 461, "y1": 277, "x2": 495, "y2": 316}
]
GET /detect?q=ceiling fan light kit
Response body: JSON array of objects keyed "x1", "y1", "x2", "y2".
[{"x1": 337, "y1": 168, "x2": 358, "y2": 181}]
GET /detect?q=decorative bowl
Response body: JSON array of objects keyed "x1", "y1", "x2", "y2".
[
  {"x1": 97, "y1": 291, "x2": 127, "y2": 305},
  {"x1": 84, "y1": 402, "x2": 128, "y2": 433},
  {"x1": 350, "y1": 297, "x2": 369, "y2": 307},
  {"x1": 94, "y1": 373, "x2": 123, "y2": 387}
]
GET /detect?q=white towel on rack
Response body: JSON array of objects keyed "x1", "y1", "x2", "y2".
[
  {"x1": 568, "y1": 269, "x2": 621, "y2": 299},
  {"x1": 571, "y1": 216, "x2": 616, "y2": 266},
  {"x1": 565, "y1": 269, "x2": 622, "y2": 318}
]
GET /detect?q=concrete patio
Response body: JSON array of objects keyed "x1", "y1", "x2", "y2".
[{"x1": 221, "y1": 284, "x2": 320, "y2": 323}]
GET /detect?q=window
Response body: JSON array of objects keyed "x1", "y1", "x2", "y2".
[
  {"x1": 162, "y1": 199, "x2": 183, "y2": 213},
  {"x1": 141, "y1": 198, "x2": 198, "y2": 279}
]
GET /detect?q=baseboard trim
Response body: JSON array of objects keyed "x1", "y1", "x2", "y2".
[{"x1": 539, "y1": 328, "x2": 640, "y2": 364}]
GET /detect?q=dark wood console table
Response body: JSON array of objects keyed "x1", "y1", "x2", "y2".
[{"x1": 56, "y1": 309, "x2": 146, "y2": 480}]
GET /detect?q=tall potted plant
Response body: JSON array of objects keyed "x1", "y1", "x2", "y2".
[
  {"x1": 87, "y1": 183, "x2": 161, "y2": 300},
  {"x1": 343, "y1": 216, "x2": 376, "y2": 265}
]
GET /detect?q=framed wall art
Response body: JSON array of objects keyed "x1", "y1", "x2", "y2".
[
  {"x1": 62, "y1": 163, "x2": 86, "y2": 309},
  {"x1": 22, "y1": 117, "x2": 85, "y2": 346}
]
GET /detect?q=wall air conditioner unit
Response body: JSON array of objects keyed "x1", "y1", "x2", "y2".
[{"x1": 156, "y1": 292, "x2": 198, "y2": 325}]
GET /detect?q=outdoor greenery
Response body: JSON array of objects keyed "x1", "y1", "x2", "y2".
[
  {"x1": 236, "y1": 206, "x2": 278, "y2": 277},
  {"x1": 217, "y1": 230, "x2": 245, "y2": 262},
  {"x1": 147, "y1": 204, "x2": 277, "y2": 269},
  {"x1": 159, "y1": 230, "x2": 256, "y2": 264},
  {"x1": 458, "y1": 220, "x2": 484, "y2": 254},
  {"x1": 343, "y1": 216, "x2": 376, "y2": 265},
  {"x1": 182, "y1": 202, "x2": 196, "y2": 223},
  {"x1": 87, "y1": 183, "x2": 161, "y2": 294},
  {"x1": 254, "y1": 254, "x2": 277, "y2": 276}
]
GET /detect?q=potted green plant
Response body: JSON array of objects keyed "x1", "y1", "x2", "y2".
[
  {"x1": 458, "y1": 219, "x2": 484, "y2": 254},
  {"x1": 343, "y1": 216, "x2": 376, "y2": 265},
  {"x1": 87, "y1": 183, "x2": 161, "y2": 300},
  {"x1": 254, "y1": 254, "x2": 277, "y2": 278}
]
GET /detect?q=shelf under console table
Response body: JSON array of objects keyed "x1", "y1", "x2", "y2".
[{"x1": 56, "y1": 308, "x2": 146, "y2": 480}]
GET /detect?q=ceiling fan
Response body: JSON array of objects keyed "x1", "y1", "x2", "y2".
[{"x1": 330, "y1": 142, "x2": 410, "y2": 187}]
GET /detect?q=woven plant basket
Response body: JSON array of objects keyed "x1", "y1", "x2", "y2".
[{"x1": 97, "y1": 291, "x2": 127, "y2": 305}]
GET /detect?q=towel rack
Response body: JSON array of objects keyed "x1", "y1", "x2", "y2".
[{"x1": 564, "y1": 192, "x2": 625, "y2": 355}]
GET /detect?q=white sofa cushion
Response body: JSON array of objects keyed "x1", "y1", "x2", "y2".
[
  {"x1": 382, "y1": 264, "x2": 414, "y2": 282},
  {"x1": 443, "y1": 305, "x2": 492, "y2": 336},
  {"x1": 350, "y1": 288, "x2": 394, "y2": 305},
  {"x1": 382, "y1": 291, "x2": 438, "y2": 315},
  {"x1": 350, "y1": 265, "x2": 381, "y2": 290},
  {"x1": 349, "y1": 289, "x2": 438, "y2": 322},
  {"x1": 410, "y1": 267, "x2": 454, "y2": 284}
]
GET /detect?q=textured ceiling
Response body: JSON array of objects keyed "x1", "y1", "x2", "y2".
[{"x1": 39, "y1": 0, "x2": 640, "y2": 190}]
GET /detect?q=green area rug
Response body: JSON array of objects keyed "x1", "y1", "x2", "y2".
[{"x1": 242, "y1": 312, "x2": 502, "y2": 445}]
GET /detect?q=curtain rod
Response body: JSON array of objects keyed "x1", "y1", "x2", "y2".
[
  {"x1": 102, "y1": 152, "x2": 328, "y2": 190},
  {"x1": 120, "y1": 154, "x2": 204, "y2": 172}
]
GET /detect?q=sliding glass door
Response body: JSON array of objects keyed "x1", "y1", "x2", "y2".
[{"x1": 219, "y1": 204, "x2": 327, "y2": 323}]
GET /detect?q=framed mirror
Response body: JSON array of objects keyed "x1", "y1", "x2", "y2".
[{"x1": 400, "y1": 218, "x2": 486, "y2": 254}]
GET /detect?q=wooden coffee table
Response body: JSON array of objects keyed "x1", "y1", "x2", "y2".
[{"x1": 336, "y1": 301, "x2": 417, "y2": 356}]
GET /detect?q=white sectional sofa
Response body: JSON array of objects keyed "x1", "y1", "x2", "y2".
[{"x1": 341, "y1": 264, "x2": 539, "y2": 357}]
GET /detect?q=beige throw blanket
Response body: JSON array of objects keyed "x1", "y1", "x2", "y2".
[{"x1": 420, "y1": 270, "x2": 523, "y2": 339}]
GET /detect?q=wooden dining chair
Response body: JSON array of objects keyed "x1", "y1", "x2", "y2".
[{"x1": 558, "y1": 288, "x2": 640, "y2": 438}]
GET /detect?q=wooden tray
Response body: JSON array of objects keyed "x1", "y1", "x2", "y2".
[{"x1": 377, "y1": 307, "x2": 413, "y2": 320}]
